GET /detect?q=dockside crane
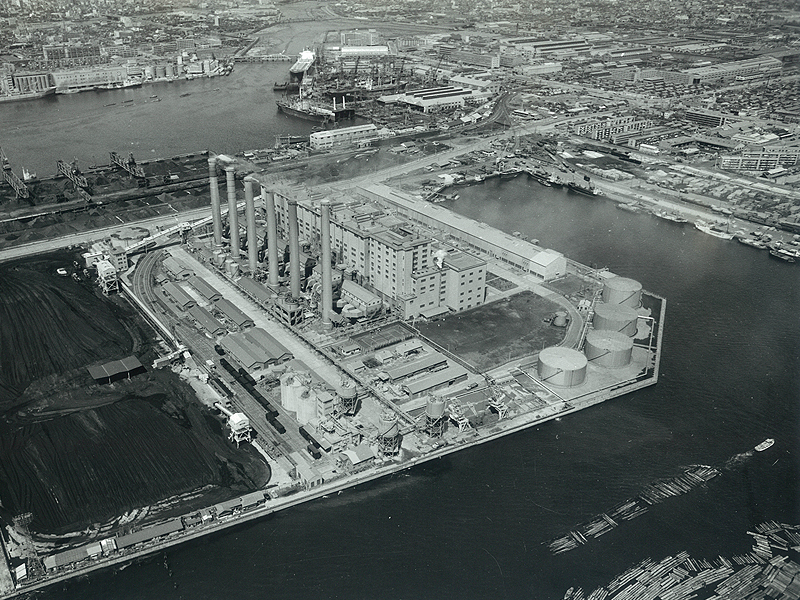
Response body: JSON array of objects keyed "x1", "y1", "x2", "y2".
[
  {"x1": 57, "y1": 159, "x2": 92, "y2": 202},
  {"x1": 0, "y1": 146, "x2": 30, "y2": 199}
]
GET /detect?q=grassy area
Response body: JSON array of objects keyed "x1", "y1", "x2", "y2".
[{"x1": 417, "y1": 290, "x2": 566, "y2": 372}]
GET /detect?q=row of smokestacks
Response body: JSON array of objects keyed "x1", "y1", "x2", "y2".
[{"x1": 207, "y1": 156, "x2": 334, "y2": 326}]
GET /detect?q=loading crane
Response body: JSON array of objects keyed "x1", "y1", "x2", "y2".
[{"x1": 0, "y1": 146, "x2": 30, "y2": 199}]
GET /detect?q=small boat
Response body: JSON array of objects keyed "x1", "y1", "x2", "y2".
[
  {"x1": 755, "y1": 438, "x2": 774, "y2": 452},
  {"x1": 616, "y1": 203, "x2": 640, "y2": 213},
  {"x1": 56, "y1": 268, "x2": 68, "y2": 276}
]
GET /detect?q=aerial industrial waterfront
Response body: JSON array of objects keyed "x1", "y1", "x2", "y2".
[{"x1": 0, "y1": 0, "x2": 798, "y2": 598}]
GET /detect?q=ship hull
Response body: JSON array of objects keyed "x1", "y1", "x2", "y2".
[
  {"x1": 0, "y1": 86, "x2": 56, "y2": 103},
  {"x1": 276, "y1": 101, "x2": 329, "y2": 123}
]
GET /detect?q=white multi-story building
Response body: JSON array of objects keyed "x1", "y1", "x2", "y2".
[
  {"x1": 309, "y1": 124, "x2": 382, "y2": 150},
  {"x1": 270, "y1": 193, "x2": 487, "y2": 319}
]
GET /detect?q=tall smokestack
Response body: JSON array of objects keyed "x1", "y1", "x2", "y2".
[
  {"x1": 264, "y1": 189, "x2": 279, "y2": 287},
  {"x1": 287, "y1": 198, "x2": 301, "y2": 299},
  {"x1": 208, "y1": 157, "x2": 223, "y2": 246},
  {"x1": 244, "y1": 177, "x2": 258, "y2": 274},
  {"x1": 321, "y1": 199, "x2": 333, "y2": 327},
  {"x1": 225, "y1": 165, "x2": 240, "y2": 256}
]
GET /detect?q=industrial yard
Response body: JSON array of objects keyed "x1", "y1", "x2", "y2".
[{"x1": 0, "y1": 138, "x2": 666, "y2": 596}]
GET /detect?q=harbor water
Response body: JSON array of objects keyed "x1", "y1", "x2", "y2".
[{"x1": 3, "y1": 70, "x2": 798, "y2": 600}]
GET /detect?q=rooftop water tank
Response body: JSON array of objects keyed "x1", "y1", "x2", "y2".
[
  {"x1": 584, "y1": 330, "x2": 633, "y2": 368},
  {"x1": 593, "y1": 302, "x2": 639, "y2": 337},
  {"x1": 602, "y1": 276, "x2": 642, "y2": 308},
  {"x1": 538, "y1": 347, "x2": 587, "y2": 387}
]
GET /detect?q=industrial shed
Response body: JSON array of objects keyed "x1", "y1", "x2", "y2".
[
  {"x1": 219, "y1": 328, "x2": 292, "y2": 371},
  {"x1": 237, "y1": 277, "x2": 274, "y2": 305},
  {"x1": 214, "y1": 298, "x2": 254, "y2": 329},
  {"x1": 402, "y1": 364, "x2": 469, "y2": 398},
  {"x1": 87, "y1": 356, "x2": 145, "y2": 384},
  {"x1": 187, "y1": 305, "x2": 226, "y2": 336},
  {"x1": 188, "y1": 276, "x2": 222, "y2": 302},
  {"x1": 384, "y1": 353, "x2": 448, "y2": 382},
  {"x1": 162, "y1": 281, "x2": 196, "y2": 310},
  {"x1": 115, "y1": 519, "x2": 183, "y2": 550},
  {"x1": 162, "y1": 255, "x2": 194, "y2": 280}
]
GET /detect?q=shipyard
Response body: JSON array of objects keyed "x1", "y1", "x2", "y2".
[{"x1": 0, "y1": 1, "x2": 799, "y2": 598}]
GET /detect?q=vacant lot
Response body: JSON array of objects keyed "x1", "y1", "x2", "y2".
[{"x1": 417, "y1": 291, "x2": 566, "y2": 372}]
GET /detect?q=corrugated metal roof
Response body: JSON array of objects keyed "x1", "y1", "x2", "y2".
[
  {"x1": 162, "y1": 281, "x2": 195, "y2": 308},
  {"x1": 188, "y1": 305, "x2": 225, "y2": 334},
  {"x1": 188, "y1": 276, "x2": 221, "y2": 301},
  {"x1": 403, "y1": 364, "x2": 469, "y2": 395},
  {"x1": 214, "y1": 298, "x2": 253, "y2": 327},
  {"x1": 87, "y1": 355, "x2": 144, "y2": 381},
  {"x1": 385, "y1": 353, "x2": 447, "y2": 382},
  {"x1": 116, "y1": 519, "x2": 183, "y2": 549},
  {"x1": 237, "y1": 277, "x2": 273, "y2": 304}
]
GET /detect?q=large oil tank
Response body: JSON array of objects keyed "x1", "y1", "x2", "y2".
[
  {"x1": 602, "y1": 276, "x2": 642, "y2": 308},
  {"x1": 593, "y1": 302, "x2": 639, "y2": 337},
  {"x1": 426, "y1": 396, "x2": 446, "y2": 419},
  {"x1": 584, "y1": 330, "x2": 633, "y2": 368},
  {"x1": 538, "y1": 347, "x2": 587, "y2": 387}
]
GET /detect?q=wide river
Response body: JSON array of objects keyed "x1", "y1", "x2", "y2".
[{"x1": 2, "y1": 64, "x2": 798, "y2": 600}]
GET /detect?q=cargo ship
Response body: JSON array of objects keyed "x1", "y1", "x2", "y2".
[
  {"x1": 694, "y1": 219, "x2": 734, "y2": 240},
  {"x1": 289, "y1": 49, "x2": 315, "y2": 82},
  {"x1": 276, "y1": 97, "x2": 355, "y2": 123},
  {"x1": 0, "y1": 86, "x2": 56, "y2": 103}
]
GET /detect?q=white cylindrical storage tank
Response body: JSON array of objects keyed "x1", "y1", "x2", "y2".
[
  {"x1": 280, "y1": 372, "x2": 306, "y2": 412},
  {"x1": 552, "y1": 311, "x2": 568, "y2": 327},
  {"x1": 538, "y1": 347, "x2": 587, "y2": 387},
  {"x1": 426, "y1": 397, "x2": 446, "y2": 419},
  {"x1": 584, "y1": 330, "x2": 633, "y2": 368},
  {"x1": 225, "y1": 258, "x2": 239, "y2": 277},
  {"x1": 296, "y1": 389, "x2": 316, "y2": 424},
  {"x1": 593, "y1": 302, "x2": 639, "y2": 337},
  {"x1": 602, "y1": 276, "x2": 642, "y2": 308}
]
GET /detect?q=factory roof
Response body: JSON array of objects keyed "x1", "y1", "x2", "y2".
[
  {"x1": 384, "y1": 353, "x2": 448, "y2": 382},
  {"x1": 531, "y1": 249, "x2": 564, "y2": 267},
  {"x1": 343, "y1": 443, "x2": 375, "y2": 465},
  {"x1": 214, "y1": 298, "x2": 254, "y2": 328},
  {"x1": 341, "y1": 280, "x2": 382, "y2": 307},
  {"x1": 87, "y1": 356, "x2": 144, "y2": 383},
  {"x1": 188, "y1": 276, "x2": 221, "y2": 301},
  {"x1": 116, "y1": 519, "x2": 183, "y2": 550},
  {"x1": 402, "y1": 364, "x2": 469, "y2": 396},
  {"x1": 240, "y1": 491, "x2": 266, "y2": 508},
  {"x1": 162, "y1": 281, "x2": 196, "y2": 309},
  {"x1": 243, "y1": 327, "x2": 292, "y2": 363},
  {"x1": 162, "y1": 255, "x2": 193, "y2": 279},
  {"x1": 187, "y1": 305, "x2": 226, "y2": 335},
  {"x1": 237, "y1": 277, "x2": 274, "y2": 305}
]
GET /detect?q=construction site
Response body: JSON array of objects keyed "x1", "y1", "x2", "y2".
[{"x1": 0, "y1": 147, "x2": 664, "y2": 596}]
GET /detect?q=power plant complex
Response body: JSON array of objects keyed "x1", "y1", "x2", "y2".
[{"x1": 2, "y1": 151, "x2": 664, "y2": 595}]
